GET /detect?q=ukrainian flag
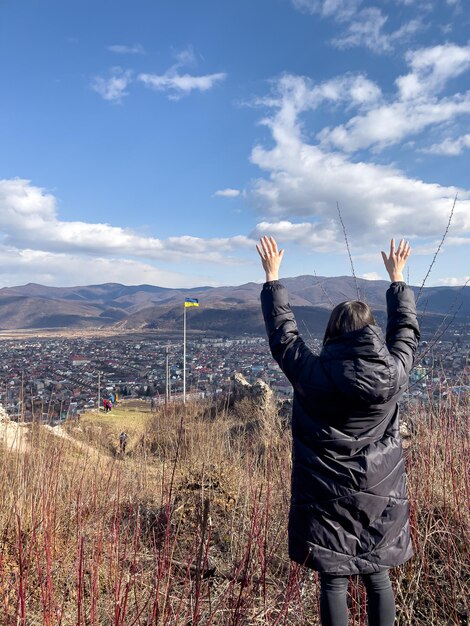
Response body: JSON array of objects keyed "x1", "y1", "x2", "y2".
[{"x1": 184, "y1": 298, "x2": 199, "y2": 308}]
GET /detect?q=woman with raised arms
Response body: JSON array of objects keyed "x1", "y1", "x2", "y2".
[{"x1": 257, "y1": 236, "x2": 419, "y2": 626}]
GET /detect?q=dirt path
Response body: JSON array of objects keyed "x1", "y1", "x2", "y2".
[
  {"x1": 43, "y1": 424, "x2": 109, "y2": 460},
  {"x1": 0, "y1": 411, "x2": 152, "y2": 478},
  {"x1": 0, "y1": 419, "x2": 104, "y2": 459}
]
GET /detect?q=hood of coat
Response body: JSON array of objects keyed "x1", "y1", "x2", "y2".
[{"x1": 319, "y1": 325, "x2": 396, "y2": 405}]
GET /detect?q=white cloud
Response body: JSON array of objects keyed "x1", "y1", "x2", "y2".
[
  {"x1": 107, "y1": 44, "x2": 145, "y2": 55},
  {"x1": 249, "y1": 73, "x2": 470, "y2": 249},
  {"x1": 137, "y1": 47, "x2": 226, "y2": 100},
  {"x1": 440, "y1": 23, "x2": 453, "y2": 34},
  {"x1": 424, "y1": 133, "x2": 470, "y2": 155},
  {"x1": 291, "y1": 0, "x2": 423, "y2": 53},
  {"x1": 91, "y1": 67, "x2": 133, "y2": 102},
  {"x1": 138, "y1": 71, "x2": 226, "y2": 99},
  {"x1": 319, "y1": 43, "x2": 470, "y2": 152},
  {"x1": 332, "y1": 8, "x2": 387, "y2": 48},
  {"x1": 257, "y1": 73, "x2": 381, "y2": 118},
  {"x1": 291, "y1": 0, "x2": 362, "y2": 20},
  {"x1": 0, "y1": 177, "x2": 56, "y2": 225},
  {"x1": 445, "y1": 236, "x2": 470, "y2": 246},
  {"x1": 316, "y1": 73, "x2": 382, "y2": 105},
  {"x1": 319, "y1": 96, "x2": 470, "y2": 152},
  {"x1": 251, "y1": 220, "x2": 342, "y2": 253},
  {"x1": 397, "y1": 44, "x2": 470, "y2": 100},
  {"x1": 362, "y1": 271, "x2": 383, "y2": 280},
  {"x1": 0, "y1": 179, "x2": 252, "y2": 267},
  {"x1": 0, "y1": 247, "x2": 203, "y2": 288},
  {"x1": 174, "y1": 47, "x2": 198, "y2": 66},
  {"x1": 92, "y1": 47, "x2": 224, "y2": 103},
  {"x1": 435, "y1": 276, "x2": 469, "y2": 286},
  {"x1": 333, "y1": 9, "x2": 422, "y2": 54},
  {"x1": 214, "y1": 188, "x2": 241, "y2": 198}
]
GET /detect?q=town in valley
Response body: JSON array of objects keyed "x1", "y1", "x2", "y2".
[{"x1": 0, "y1": 320, "x2": 468, "y2": 422}]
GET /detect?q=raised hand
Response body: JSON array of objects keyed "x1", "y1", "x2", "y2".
[
  {"x1": 256, "y1": 236, "x2": 285, "y2": 282},
  {"x1": 381, "y1": 239, "x2": 411, "y2": 283}
]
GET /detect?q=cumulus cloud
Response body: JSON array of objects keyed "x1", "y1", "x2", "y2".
[
  {"x1": 0, "y1": 179, "x2": 252, "y2": 269},
  {"x1": 257, "y1": 73, "x2": 382, "y2": 116},
  {"x1": 251, "y1": 220, "x2": 342, "y2": 253},
  {"x1": 397, "y1": 43, "x2": 470, "y2": 99},
  {"x1": 314, "y1": 73, "x2": 382, "y2": 105},
  {"x1": 424, "y1": 133, "x2": 470, "y2": 155},
  {"x1": 91, "y1": 67, "x2": 133, "y2": 102},
  {"x1": 248, "y1": 72, "x2": 470, "y2": 250},
  {"x1": 214, "y1": 188, "x2": 241, "y2": 198},
  {"x1": 319, "y1": 96, "x2": 470, "y2": 153},
  {"x1": 319, "y1": 43, "x2": 470, "y2": 152},
  {"x1": 107, "y1": 44, "x2": 145, "y2": 55},
  {"x1": 0, "y1": 247, "x2": 201, "y2": 288}
]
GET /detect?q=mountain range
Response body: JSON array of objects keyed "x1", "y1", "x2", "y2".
[{"x1": 0, "y1": 277, "x2": 468, "y2": 336}]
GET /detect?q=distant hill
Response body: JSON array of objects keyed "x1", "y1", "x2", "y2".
[{"x1": 0, "y1": 277, "x2": 467, "y2": 336}]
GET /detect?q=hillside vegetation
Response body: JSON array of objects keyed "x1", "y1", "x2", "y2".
[{"x1": 0, "y1": 392, "x2": 468, "y2": 625}]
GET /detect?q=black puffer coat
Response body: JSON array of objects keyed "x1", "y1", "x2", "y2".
[{"x1": 261, "y1": 281, "x2": 420, "y2": 575}]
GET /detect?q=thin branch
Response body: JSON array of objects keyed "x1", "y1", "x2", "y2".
[
  {"x1": 336, "y1": 201, "x2": 360, "y2": 300},
  {"x1": 417, "y1": 296, "x2": 430, "y2": 326},
  {"x1": 301, "y1": 320, "x2": 316, "y2": 348},
  {"x1": 414, "y1": 279, "x2": 469, "y2": 368},
  {"x1": 313, "y1": 270, "x2": 335, "y2": 307},
  {"x1": 409, "y1": 304, "x2": 461, "y2": 384},
  {"x1": 416, "y1": 193, "x2": 457, "y2": 305}
]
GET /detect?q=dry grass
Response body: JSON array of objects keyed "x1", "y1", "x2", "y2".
[{"x1": 0, "y1": 390, "x2": 468, "y2": 625}]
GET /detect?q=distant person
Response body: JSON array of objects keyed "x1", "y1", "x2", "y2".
[
  {"x1": 119, "y1": 431, "x2": 128, "y2": 454},
  {"x1": 150, "y1": 396, "x2": 156, "y2": 413},
  {"x1": 257, "y1": 236, "x2": 419, "y2": 626}
]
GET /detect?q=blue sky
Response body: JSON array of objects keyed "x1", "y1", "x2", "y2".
[{"x1": 0, "y1": 0, "x2": 469, "y2": 288}]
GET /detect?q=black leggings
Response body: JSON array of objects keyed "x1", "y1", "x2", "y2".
[{"x1": 319, "y1": 570, "x2": 396, "y2": 626}]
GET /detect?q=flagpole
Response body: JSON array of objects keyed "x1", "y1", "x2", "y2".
[
  {"x1": 165, "y1": 346, "x2": 169, "y2": 406},
  {"x1": 183, "y1": 303, "x2": 186, "y2": 404},
  {"x1": 97, "y1": 371, "x2": 101, "y2": 413}
]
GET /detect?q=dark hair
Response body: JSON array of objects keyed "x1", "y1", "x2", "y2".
[{"x1": 323, "y1": 300, "x2": 375, "y2": 345}]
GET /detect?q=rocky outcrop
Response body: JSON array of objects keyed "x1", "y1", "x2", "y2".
[
  {"x1": 230, "y1": 373, "x2": 276, "y2": 414},
  {"x1": 0, "y1": 404, "x2": 9, "y2": 423}
]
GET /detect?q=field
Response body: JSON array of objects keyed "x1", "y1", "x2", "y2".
[{"x1": 0, "y1": 392, "x2": 468, "y2": 625}]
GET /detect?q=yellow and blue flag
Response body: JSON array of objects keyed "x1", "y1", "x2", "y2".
[{"x1": 184, "y1": 298, "x2": 199, "y2": 308}]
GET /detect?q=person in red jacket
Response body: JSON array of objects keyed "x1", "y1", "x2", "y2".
[{"x1": 257, "y1": 236, "x2": 419, "y2": 626}]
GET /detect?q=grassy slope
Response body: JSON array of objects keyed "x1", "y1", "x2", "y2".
[
  {"x1": 0, "y1": 395, "x2": 468, "y2": 625},
  {"x1": 77, "y1": 401, "x2": 151, "y2": 457}
]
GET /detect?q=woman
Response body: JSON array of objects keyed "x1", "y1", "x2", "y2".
[{"x1": 257, "y1": 236, "x2": 419, "y2": 626}]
